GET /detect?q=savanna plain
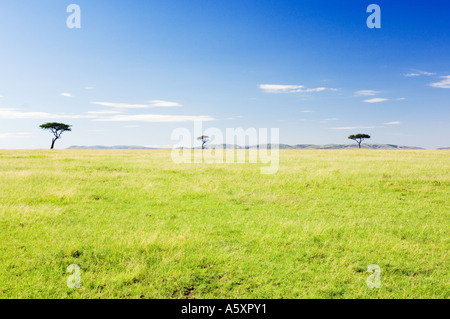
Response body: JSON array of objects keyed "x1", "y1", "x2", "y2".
[{"x1": 0, "y1": 149, "x2": 448, "y2": 298}]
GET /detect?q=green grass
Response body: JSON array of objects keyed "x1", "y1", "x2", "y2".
[{"x1": 0, "y1": 149, "x2": 448, "y2": 299}]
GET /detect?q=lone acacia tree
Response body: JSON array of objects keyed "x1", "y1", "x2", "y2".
[
  {"x1": 348, "y1": 134, "x2": 371, "y2": 149},
  {"x1": 197, "y1": 135, "x2": 209, "y2": 150},
  {"x1": 40, "y1": 122, "x2": 72, "y2": 149}
]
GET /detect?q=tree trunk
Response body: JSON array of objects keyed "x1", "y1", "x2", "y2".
[
  {"x1": 51, "y1": 138, "x2": 57, "y2": 149},
  {"x1": 358, "y1": 142, "x2": 361, "y2": 149}
]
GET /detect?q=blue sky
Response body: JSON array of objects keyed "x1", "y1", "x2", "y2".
[{"x1": 0, "y1": 0, "x2": 449, "y2": 149}]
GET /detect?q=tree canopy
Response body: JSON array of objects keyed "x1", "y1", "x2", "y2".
[
  {"x1": 348, "y1": 134, "x2": 371, "y2": 149},
  {"x1": 40, "y1": 122, "x2": 72, "y2": 149}
]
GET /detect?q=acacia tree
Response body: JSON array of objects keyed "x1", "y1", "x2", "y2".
[
  {"x1": 197, "y1": 135, "x2": 209, "y2": 150},
  {"x1": 40, "y1": 122, "x2": 72, "y2": 149},
  {"x1": 348, "y1": 134, "x2": 371, "y2": 149}
]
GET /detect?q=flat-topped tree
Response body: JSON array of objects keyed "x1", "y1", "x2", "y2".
[
  {"x1": 348, "y1": 134, "x2": 371, "y2": 149},
  {"x1": 197, "y1": 135, "x2": 209, "y2": 150},
  {"x1": 40, "y1": 122, "x2": 72, "y2": 149}
]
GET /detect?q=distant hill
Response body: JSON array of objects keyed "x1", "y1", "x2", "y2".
[
  {"x1": 437, "y1": 147, "x2": 450, "y2": 150},
  {"x1": 293, "y1": 144, "x2": 424, "y2": 150},
  {"x1": 209, "y1": 143, "x2": 424, "y2": 150},
  {"x1": 69, "y1": 144, "x2": 424, "y2": 150}
]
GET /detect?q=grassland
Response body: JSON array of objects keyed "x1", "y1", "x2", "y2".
[{"x1": 0, "y1": 149, "x2": 448, "y2": 299}]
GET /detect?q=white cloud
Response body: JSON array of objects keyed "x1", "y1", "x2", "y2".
[
  {"x1": 0, "y1": 95, "x2": 4, "y2": 98},
  {"x1": 384, "y1": 121, "x2": 401, "y2": 125},
  {"x1": 260, "y1": 84, "x2": 304, "y2": 93},
  {"x1": 94, "y1": 114, "x2": 215, "y2": 123},
  {"x1": 61, "y1": 93, "x2": 73, "y2": 98},
  {"x1": 91, "y1": 100, "x2": 182, "y2": 108},
  {"x1": 330, "y1": 126, "x2": 377, "y2": 130},
  {"x1": 0, "y1": 132, "x2": 33, "y2": 139},
  {"x1": 300, "y1": 110, "x2": 314, "y2": 113},
  {"x1": 355, "y1": 90, "x2": 380, "y2": 96},
  {"x1": 429, "y1": 75, "x2": 450, "y2": 89},
  {"x1": 396, "y1": 98, "x2": 406, "y2": 101},
  {"x1": 84, "y1": 87, "x2": 95, "y2": 90},
  {"x1": 0, "y1": 108, "x2": 91, "y2": 119},
  {"x1": 304, "y1": 87, "x2": 329, "y2": 92},
  {"x1": 0, "y1": 106, "x2": 212, "y2": 125},
  {"x1": 148, "y1": 100, "x2": 182, "y2": 107},
  {"x1": 259, "y1": 84, "x2": 335, "y2": 93},
  {"x1": 404, "y1": 70, "x2": 436, "y2": 77},
  {"x1": 363, "y1": 98, "x2": 389, "y2": 103}
]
